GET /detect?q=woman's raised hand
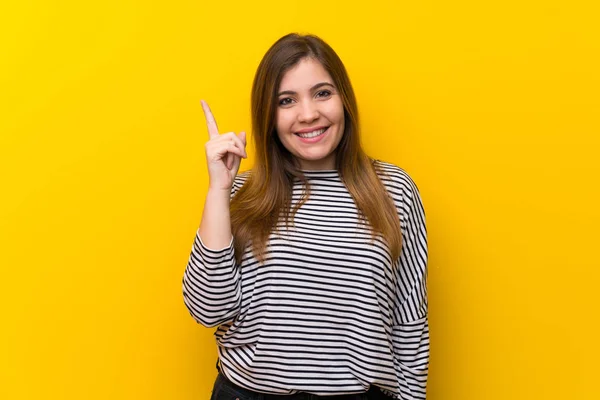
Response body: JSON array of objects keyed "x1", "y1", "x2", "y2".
[{"x1": 201, "y1": 100, "x2": 247, "y2": 191}]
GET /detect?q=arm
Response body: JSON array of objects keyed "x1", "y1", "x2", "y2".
[
  {"x1": 198, "y1": 187, "x2": 234, "y2": 249},
  {"x1": 391, "y1": 172, "x2": 429, "y2": 400},
  {"x1": 182, "y1": 175, "x2": 247, "y2": 328},
  {"x1": 182, "y1": 100, "x2": 247, "y2": 328}
]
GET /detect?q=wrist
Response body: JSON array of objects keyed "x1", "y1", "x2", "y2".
[{"x1": 206, "y1": 186, "x2": 231, "y2": 197}]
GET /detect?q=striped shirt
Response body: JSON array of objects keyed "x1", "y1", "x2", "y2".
[{"x1": 183, "y1": 160, "x2": 429, "y2": 400}]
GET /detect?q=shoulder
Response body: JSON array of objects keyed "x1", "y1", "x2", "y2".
[
  {"x1": 231, "y1": 170, "x2": 252, "y2": 198},
  {"x1": 372, "y1": 159, "x2": 427, "y2": 228},
  {"x1": 372, "y1": 159, "x2": 422, "y2": 203}
]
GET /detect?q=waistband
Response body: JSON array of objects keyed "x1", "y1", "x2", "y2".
[{"x1": 216, "y1": 371, "x2": 390, "y2": 400}]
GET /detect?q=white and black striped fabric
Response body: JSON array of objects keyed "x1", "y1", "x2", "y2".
[{"x1": 183, "y1": 160, "x2": 429, "y2": 400}]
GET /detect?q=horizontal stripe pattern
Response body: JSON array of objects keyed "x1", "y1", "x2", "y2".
[{"x1": 183, "y1": 160, "x2": 429, "y2": 399}]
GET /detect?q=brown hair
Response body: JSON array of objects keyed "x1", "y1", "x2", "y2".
[{"x1": 230, "y1": 33, "x2": 402, "y2": 264}]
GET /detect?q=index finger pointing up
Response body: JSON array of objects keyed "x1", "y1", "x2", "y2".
[{"x1": 201, "y1": 100, "x2": 219, "y2": 139}]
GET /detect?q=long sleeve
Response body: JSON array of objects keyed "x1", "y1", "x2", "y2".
[
  {"x1": 390, "y1": 172, "x2": 429, "y2": 400},
  {"x1": 182, "y1": 234, "x2": 241, "y2": 327},
  {"x1": 182, "y1": 173, "x2": 248, "y2": 327}
]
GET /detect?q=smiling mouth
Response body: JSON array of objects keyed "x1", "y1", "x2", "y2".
[{"x1": 294, "y1": 127, "x2": 329, "y2": 139}]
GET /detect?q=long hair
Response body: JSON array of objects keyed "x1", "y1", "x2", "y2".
[{"x1": 230, "y1": 33, "x2": 402, "y2": 264}]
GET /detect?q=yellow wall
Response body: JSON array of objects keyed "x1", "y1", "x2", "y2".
[{"x1": 1, "y1": 1, "x2": 599, "y2": 399}]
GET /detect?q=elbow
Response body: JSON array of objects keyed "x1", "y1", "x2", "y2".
[
  {"x1": 181, "y1": 249, "x2": 241, "y2": 328},
  {"x1": 182, "y1": 281, "x2": 241, "y2": 328},
  {"x1": 182, "y1": 291, "x2": 230, "y2": 328}
]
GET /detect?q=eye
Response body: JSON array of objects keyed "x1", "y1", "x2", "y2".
[
  {"x1": 278, "y1": 97, "x2": 294, "y2": 106},
  {"x1": 316, "y1": 90, "x2": 332, "y2": 98}
]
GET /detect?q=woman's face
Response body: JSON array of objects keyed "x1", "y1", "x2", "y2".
[{"x1": 275, "y1": 57, "x2": 345, "y2": 170}]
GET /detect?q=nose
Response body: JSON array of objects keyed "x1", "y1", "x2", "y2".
[{"x1": 297, "y1": 100, "x2": 319, "y2": 123}]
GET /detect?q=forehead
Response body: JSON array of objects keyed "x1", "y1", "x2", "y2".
[{"x1": 278, "y1": 58, "x2": 333, "y2": 90}]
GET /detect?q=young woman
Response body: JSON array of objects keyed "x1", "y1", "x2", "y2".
[{"x1": 183, "y1": 33, "x2": 429, "y2": 400}]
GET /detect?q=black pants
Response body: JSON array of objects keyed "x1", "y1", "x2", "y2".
[{"x1": 210, "y1": 372, "x2": 393, "y2": 400}]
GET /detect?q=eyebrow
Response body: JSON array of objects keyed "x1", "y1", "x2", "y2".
[{"x1": 277, "y1": 82, "x2": 335, "y2": 96}]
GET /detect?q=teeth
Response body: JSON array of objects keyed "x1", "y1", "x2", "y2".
[{"x1": 297, "y1": 128, "x2": 326, "y2": 138}]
